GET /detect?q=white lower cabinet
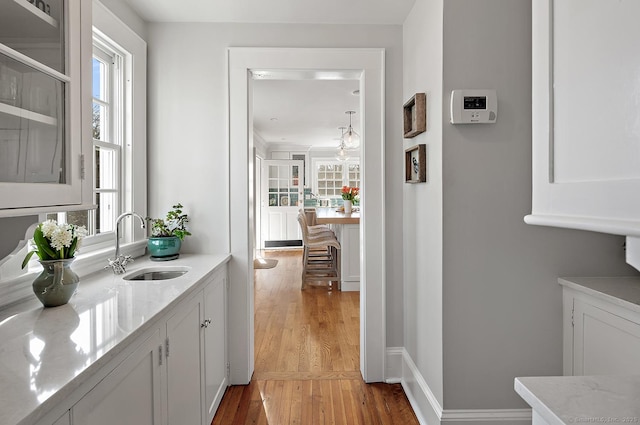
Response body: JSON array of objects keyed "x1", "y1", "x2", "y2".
[
  {"x1": 561, "y1": 277, "x2": 640, "y2": 376},
  {"x1": 70, "y1": 265, "x2": 227, "y2": 425},
  {"x1": 72, "y1": 329, "x2": 163, "y2": 425},
  {"x1": 203, "y1": 271, "x2": 227, "y2": 423},
  {"x1": 166, "y1": 294, "x2": 204, "y2": 425}
]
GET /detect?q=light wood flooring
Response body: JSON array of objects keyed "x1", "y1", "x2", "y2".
[{"x1": 212, "y1": 250, "x2": 418, "y2": 425}]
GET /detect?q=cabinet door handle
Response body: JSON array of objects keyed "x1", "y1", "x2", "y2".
[{"x1": 201, "y1": 319, "x2": 212, "y2": 328}]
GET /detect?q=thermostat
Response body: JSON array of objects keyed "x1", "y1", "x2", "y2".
[{"x1": 450, "y1": 89, "x2": 497, "y2": 124}]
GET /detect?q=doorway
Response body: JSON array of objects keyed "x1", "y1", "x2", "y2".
[{"x1": 228, "y1": 48, "x2": 386, "y2": 384}]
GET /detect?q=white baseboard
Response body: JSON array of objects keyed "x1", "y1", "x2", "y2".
[
  {"x1": 341, "y1": 281, "x2": 360, "y2": 291},
  {"x1": 386, "y1": 348, "x2": 532, "y2": 425}
]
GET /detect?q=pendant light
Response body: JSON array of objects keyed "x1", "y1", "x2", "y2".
[
  {"x1": 335, "y1": 127, "x2": 350, "y2": 161},
  {"x1": 336, "y1": 142, "x2": 350, "y2": 161},
  {"x1": 343, "y1": 110, "x2": 360, "y2": 149}
]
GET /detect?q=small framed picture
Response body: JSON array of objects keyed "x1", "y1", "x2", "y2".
[
  {"x1": 405, "y1": 144, "x2": 426, "y2": 183},
  {"x1": 403, "y1": 93, "x2": 426, "y2": 138}
]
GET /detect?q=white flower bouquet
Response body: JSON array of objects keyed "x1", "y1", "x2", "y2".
[{"x1": 22, "y1": 220, "x2": 88, "y2": 268}]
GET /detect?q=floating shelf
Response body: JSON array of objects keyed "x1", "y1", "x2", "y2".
[{"x1": 403, "y1": 93, "x2": 426, "y2": 138}]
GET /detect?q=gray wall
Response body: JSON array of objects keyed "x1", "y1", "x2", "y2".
[
  {"x1": 0, "y1": 216, "x2": 38, "y2": 259},
  {"x1": 146, "y1": 22, "x2": 405, "y2": 346},
  {"x1": 440, "y1": 0, "x2": 637, "y2": 410}
]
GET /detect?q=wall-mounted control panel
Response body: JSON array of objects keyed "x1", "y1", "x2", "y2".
[{"x1": 450, "y1": 89, "x2": 497, "y2": 124}]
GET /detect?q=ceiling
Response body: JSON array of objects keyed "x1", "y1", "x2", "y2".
[
  {"x1": 122, "y1": 0, "x2": 413, "y2": 150},
  {"x1": 252, "y1": 79, "x2": 360, "y2": 149},
  {"x1": 122, "y1": 0, "x2": 416, "y2": 25}
]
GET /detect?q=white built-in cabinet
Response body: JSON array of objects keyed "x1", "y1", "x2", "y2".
[
  {"x1": 262, "y1": 159, "x2": 304, "y2": 246},
  {"x1": 561, "y1": 277, "x2": 640, "y2": 376},
  {"x1": 527, "y1": 1, "x2": 640, "y2": 252},
  {"x1": 0, "y1": 0, "x2": 92, "y2": 214},
  {"x1": 203, "y1": 276, "x2": 227, "y2": 421},
  {"x1": 166, "y1": 294, "x2": 203, "y2": 425},
  {"x1": 60, "y1": 266, "x2": 227, "y2": 425},
  {"x1": 73, "y1": 329, "x2": 163, "y2": 425},
  {"x1": 165, "y1": 268, "x2": 227, "y2": 425}
]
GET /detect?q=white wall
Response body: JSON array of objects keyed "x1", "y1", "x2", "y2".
[
  {"x1": 402, "y1": 0, "x2": 445, "y2": 412},
  {"x1": 402, "y1": 0, "x2": 638, "y2": 419},
  {"x1": 146, "y1": 23, "x2": 405, "y2": 346},
  {"x1": 96, "y1": 0, "x2": 147, "y2": 40}
]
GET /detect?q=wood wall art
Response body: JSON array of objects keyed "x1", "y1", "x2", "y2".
[
  {"x1": 403, "y1": 93, "x2": 426, "y2": 138},
  {"x1": 405, "y1": 144, "x2": 426, "y2": 183}
]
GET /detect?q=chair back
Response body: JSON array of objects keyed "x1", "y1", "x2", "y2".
[{"x1": 297, "y1": 212, "x2": 311, "y2": 244}]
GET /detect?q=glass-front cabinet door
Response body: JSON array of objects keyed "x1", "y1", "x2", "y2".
[
  {"x1": 0, "y1": 0, "x2": 90, "y2": 212},
  {"x1": 261, "y1": 159, "x2": 304, "y2": 244}
]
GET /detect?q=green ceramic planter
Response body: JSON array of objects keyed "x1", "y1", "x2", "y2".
[
  {"x1": 33, "y1": 259, "x2": 79, "y2": 308},
  {"x1": 147, "y1": 236, "x2": 181, "y2": 259}
]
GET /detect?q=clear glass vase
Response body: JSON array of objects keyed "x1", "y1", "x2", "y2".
[{"x1": 32, "y1": 258, "x2": 79, "y2": 307}]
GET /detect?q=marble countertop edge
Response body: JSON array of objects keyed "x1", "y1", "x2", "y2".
[{"x1": 558, "y1": 276, "x2": 640, "y2": 315}]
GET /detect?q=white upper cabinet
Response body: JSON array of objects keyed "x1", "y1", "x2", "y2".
[
  {"x1": 527, "y1": 0, "x2": 640, "y2": 237},
  {"x1": 0, "y1": 0, "x2": 91, "y2": 214}
]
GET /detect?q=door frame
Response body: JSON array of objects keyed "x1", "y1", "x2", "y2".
[{"x1": 228, "y1": 47, "x2": 386, "y2": 383}]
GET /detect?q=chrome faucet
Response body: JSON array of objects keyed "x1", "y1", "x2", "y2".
[{"x1": 105, "y1": 212, "x2": 146, "y2": 274}]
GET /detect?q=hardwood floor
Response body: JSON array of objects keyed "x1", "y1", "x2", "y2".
[{"x1": 212, "y1": 250, "x2": 418, "y2": 425}]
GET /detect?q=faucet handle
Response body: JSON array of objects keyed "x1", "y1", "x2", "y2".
[{"x1": 105, "y1": 256, "x2": 130, "y2": 275}]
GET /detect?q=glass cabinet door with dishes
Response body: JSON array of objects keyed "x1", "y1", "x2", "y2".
[{"x1": 0, "y1": 0, "x2": 90, "y2": 212}]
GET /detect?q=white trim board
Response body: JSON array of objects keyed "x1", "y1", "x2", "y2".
[{"x1": 386, "y1": 348, "x2": 532, "y2": 425}]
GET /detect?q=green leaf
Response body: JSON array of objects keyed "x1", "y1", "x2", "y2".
[
  {"x1": 21, "y1": 250, "x2": 36, "y2": 269},
  {"x1": 68, "y1": 238, "x2": 78, "y2": 258},
  {"x1": 34, "y1": 228, "x2": 57, "y2": 259}
]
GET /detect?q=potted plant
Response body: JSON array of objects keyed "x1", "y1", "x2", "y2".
[
  {"x1": 147, "y1": 203, "x2": 191, "y2": 260},
  {"x1": 21, "y1": 220, "x2": 88, "y2": 307}
]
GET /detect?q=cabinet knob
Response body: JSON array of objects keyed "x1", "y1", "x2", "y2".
[{"x1": 201, "y1": 319, "x2": 212, "y2": 328}]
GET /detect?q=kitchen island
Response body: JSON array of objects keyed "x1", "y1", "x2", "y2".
[{"x1": 314, "y1": 207, "x2": 360, "y2": 291}]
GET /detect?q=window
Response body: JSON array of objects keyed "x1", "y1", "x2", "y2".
[
  {"x1": 45, "y1": 38, "x2": 123, "y2": 243},
  {"x1": 313, "y1": 160, "x2": 360, "y2": 199},
  {"x1": 41, "y1": 8, "x2": 148, "y2": 255}
]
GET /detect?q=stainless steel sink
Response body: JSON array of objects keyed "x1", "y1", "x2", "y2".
[{"x1": 123, "y1": 267, "x2": 190, "y2": 281}]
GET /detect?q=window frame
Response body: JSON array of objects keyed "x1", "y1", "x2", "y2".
[{"x1": 311, "y1": 158, "x2": 361, "y2": 200}]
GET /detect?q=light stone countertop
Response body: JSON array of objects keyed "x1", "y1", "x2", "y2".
[
  {"x1": 558, "y1": 276, "x2": 640, "y2": 315},
  {"x1": 515, "y1": 375, "x2": 640, "y2": 425},
  {"x1": 0, "y1": 253, "x2": 230, "y2": 425}
]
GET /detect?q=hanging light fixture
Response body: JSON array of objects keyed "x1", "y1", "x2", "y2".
[
  {"x1": 336, "y1": 142, "x2": 350, "y2": 161},
  {"x1": 343, "y1": 110, "x2": 360, "y2": 149},
  {"x1": 335, "y1": 126, "x2": 350, "y2": 161}
]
